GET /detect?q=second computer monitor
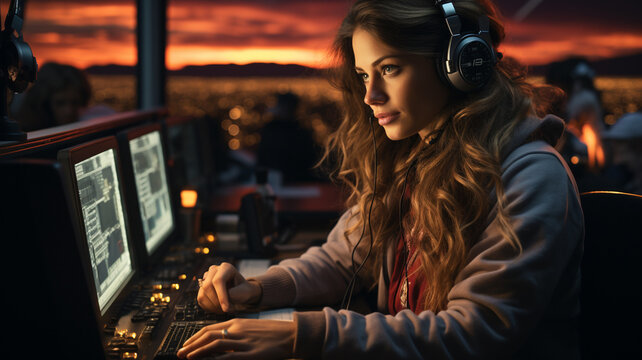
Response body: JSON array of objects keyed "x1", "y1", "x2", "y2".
[{"x1": 119, "y1": 123, "x2": 176, "y2": 267}]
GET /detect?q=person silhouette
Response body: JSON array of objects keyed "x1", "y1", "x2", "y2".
[
  {"x1": 12, "y1": 62, "x2": 111, "y2": 132},
  {"x1": 256, "y1": 92, "x2": 323, "y2": 184}
]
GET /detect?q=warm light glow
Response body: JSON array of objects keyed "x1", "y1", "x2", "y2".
[
  {"x1": 122, "y1": 352, "x2": 138, "y2": 359},
  {"x1": 229, "y1": 107, "x2": 243, "y2": 120},
  {"x1": 166, "y1": 45, "x2": 332, "y2": 69},
  {"x1": 202, "y1": 247, "x2": 210, "y2": 255},
  {"x1": 228, "y1": 124, "x2": 240, "y2": 136},
  {"x1": 580, "y1": 124, "x2": 605, "y2": 169},
  {"x1": 153, "y1": 284, "x2": 163, "y2": 290},
  {"x1": 570, "y1": 156, "x2": 580, "y2": 165},
  {"x1": 181, "y1": 190, "x2": 198, "y2": 208},
  {"x1": 172, "y1": 283, "x2": 180, "y2": 290},
  {"x1": 206, "y1": 234, "x2": 215, "y2": 243},
  {"x1": 178, "y1": 274, "x2": 187, "y2": 280},
  {"x1": 229, "y1": 138, "x2": 241, "y2": 150}
]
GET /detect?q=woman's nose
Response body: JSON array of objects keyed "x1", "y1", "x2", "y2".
[{"x1": 364, "y1": 80, "x2": 387, "y2": 106}]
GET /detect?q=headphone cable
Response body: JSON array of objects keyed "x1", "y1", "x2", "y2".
[{"x1": 341, "y1": 113, "x2": 378, "y2": 310}]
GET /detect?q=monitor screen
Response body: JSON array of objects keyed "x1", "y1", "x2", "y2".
[
  {"x1": 129, "y1": 130, "x2": 174, "y2": 255},
  {"x1": 74, "y1": 148, "x2": 133, "y2": 314}
]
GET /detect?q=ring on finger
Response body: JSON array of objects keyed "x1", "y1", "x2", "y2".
[{"x1": 221, "y1": 328, "x2": 229, "y2": 339}]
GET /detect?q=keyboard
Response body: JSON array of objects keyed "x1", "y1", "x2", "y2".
[{"x1": 154, "y1": 321, "x2": 210, "y2": 360}]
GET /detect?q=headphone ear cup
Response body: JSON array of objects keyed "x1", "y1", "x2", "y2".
[
  {"x1": 440, "y1": 35, "x2": 495, "y2": 93},
  {"x1": 455, "y1": 36, "x2": 494, "y2": 90},
  {"x1": 3, "y1": 37, "x2": 38, "y2": 93}
]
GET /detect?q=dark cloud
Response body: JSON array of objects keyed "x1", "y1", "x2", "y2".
[{"x1": 495, "y1": 0, "x2": 642, "y2": 30}]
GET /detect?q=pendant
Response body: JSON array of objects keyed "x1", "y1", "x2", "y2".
[{"x1": 400, "y1": 280, "x2": 408, "y2": 308}]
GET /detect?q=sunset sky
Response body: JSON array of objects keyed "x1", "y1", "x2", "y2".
[{"x1": 4, "y1": 0, "x2": 642, "y2": 70}]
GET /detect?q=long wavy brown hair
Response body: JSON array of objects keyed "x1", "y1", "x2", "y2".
[{"x1": 322, "y1": 0, "x2": 561, "y2": 312}]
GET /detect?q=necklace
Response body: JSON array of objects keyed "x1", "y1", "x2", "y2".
[{"x1": 399, "y1": 241, "x2": 418, "y2": 309}]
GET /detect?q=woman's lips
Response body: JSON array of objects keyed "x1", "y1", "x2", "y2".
[{"x1": 375, "y1": 112, "x2": 400, "y2": 126}]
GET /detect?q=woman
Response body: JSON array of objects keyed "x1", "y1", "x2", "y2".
[{"x1": 178, "y1": 1, "x2": 583, "y2": 359}]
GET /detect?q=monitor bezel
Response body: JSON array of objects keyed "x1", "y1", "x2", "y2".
[
  {"x1": 117, "y1": 122, "x2": 177, "y2": 270},
  {"x1": 57, "y1": 135, "x2": 138, "y2": 324}
]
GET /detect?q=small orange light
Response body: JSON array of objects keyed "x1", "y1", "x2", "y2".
[
  {"x1": 202, "y1": 247, "x2": 210, "y2": 255},
  {"x1": 178, "y1": 274, "x2": 187, "y2": 280},
  {"x1": 172, "y1": 283, "x2": 180, "y2": 290},
  {"x1": 206, "y1": 234, "x2": 215, "y2": 243},
  {"x1": 181, "y1": 190, "x2": 198, "y2": 208},
  {"x1": 571, "y1": 156, "x2": 580, "y2": 165}
]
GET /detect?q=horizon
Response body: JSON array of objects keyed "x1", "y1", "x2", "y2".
[{"x1": 5, "y1": 0, "x2": 642, "y2": 71}]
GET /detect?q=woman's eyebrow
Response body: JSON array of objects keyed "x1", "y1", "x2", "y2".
[{"x1": 354, "y1": 54, "x2": 404, "y2": 72}]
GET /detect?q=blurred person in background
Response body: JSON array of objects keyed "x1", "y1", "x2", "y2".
[
  {"x1": 256, "y1": 91, "x2": 324, "y2": 184},
  {"x1": 12, "y1": 62, "x2": 114, "y2": 132},
  {"x1": 546, "y1": 57, "x2": 607, "y2": 191},
  {"x1": 601, "y1": 112, "x2": 642, "y2": 195}
]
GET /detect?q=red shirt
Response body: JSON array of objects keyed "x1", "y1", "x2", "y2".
[{"x1": 387, "y1": 234, "x2": 428, "y2": 315}]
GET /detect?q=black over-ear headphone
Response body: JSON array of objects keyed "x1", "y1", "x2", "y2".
[
  {"x1": 2, "y1": 0, "x2": 38, "y2": 93},
  {"x1": 435, "y1": 0, "x2": 500, "y2": 92}
]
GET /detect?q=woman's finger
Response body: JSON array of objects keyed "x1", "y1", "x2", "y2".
[
  {"x1": 178, "y1": 322, "x2": 240, "y2": 358},
  {"x1": 199, "y1": 265, "x2": 222, "y2": 312},
  {"x1": 184, "y1": 339, "x2": 250, "y2": 359},
  {"x1": 212, "y1": 262, "x2": 238, "y2": 312}
]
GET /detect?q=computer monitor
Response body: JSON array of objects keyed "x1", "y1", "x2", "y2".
[
  {"x1": 118, "y1": 123, "x2": 176, "y2": 267},
  {"x1": 58, "y1": 136, "x2": 136, "y2": 317}
]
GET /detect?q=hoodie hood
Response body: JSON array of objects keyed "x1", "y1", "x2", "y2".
[{"x1": 501, "y1": 114, "x2": 566, "y2": 161}]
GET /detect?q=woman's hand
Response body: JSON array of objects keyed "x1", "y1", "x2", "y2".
[
  {"x1": 176, "y1": 318, "x2": 295, "y2": 360},
  {"x1": 198, "y1": 262, "x2": 262, "y2": 313}
]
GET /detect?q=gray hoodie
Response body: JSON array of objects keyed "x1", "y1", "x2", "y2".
[{"x1": 253, "y1": 115, "x2": 583, "y2": 360}]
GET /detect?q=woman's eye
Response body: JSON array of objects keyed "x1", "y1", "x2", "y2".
[
  {"x1": 358, "y1": 72, "x2": 369, "y2": 82},
  {"x1": 382, "y1": 65, "x2": 399, "y2": 75}
]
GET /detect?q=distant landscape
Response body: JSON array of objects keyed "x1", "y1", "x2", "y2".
[{"x1": 85, "y1": 52, "x2": 642, "y2": 78}]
